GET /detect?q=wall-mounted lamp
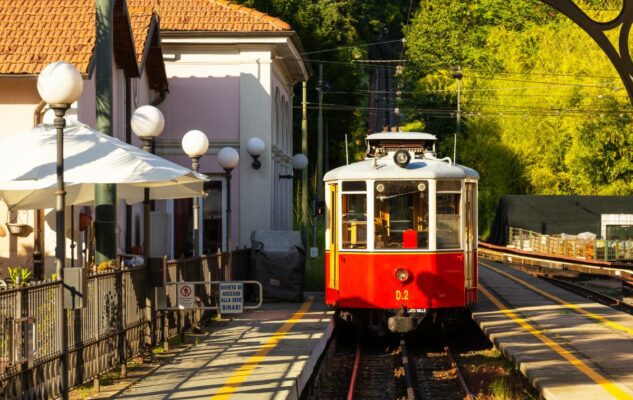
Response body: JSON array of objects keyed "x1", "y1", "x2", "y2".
[
  {"x1": 246, "y1": 137, "x2": 265, "y2": 169},
  {"x1": 280, "y1": 153, "x2": 309, "y2": 179}
]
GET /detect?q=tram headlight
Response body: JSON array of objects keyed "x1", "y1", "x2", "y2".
[{"x1": 395, "y1": 268, "x2": 411, "y2": 282}]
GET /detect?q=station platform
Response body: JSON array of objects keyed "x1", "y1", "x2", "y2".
[
  {"x1": 473, "y1": 259, "x2": 633, "y2": 400},
  {"x1": 112, "y1": 292, "x2": 333, "y2": 400}
]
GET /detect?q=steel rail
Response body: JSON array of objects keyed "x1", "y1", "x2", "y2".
[
  {"x1": 400, "y1": 339, "x2": 416, "y2": 400},
  {"x1": 346, "y1": 343, "x2": 362, "y2": 400},
  {"x1": 444, "y1": 343, "x2": 474, "y2": 400},
  {"x1": 542, "y1": 276, "x2": 633, "y2": 314}
]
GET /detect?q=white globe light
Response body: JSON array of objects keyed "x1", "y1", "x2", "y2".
[
  {"x1": 292, "y1": 153, "x2": 308, "y2": 170},
  {"x1": 182, "y1": 130, "x2": 209, "y2": 157},
  {"x1": 218, "y1": 147, "x2": 240, "y2": 170},
  {"x1": 37, "y1": 62, "x2": 84, "y2": 105},
  {"x1": 131, "y1": 105, "x2": 165, "y2": 138},
  {"x1": 246, "y1": 137, "x2": 265, "y2": 157}
]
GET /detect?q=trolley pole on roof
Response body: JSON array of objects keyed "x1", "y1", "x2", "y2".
[{"x1": 451, "y1": 66, "x2": 462, "y2": 164}]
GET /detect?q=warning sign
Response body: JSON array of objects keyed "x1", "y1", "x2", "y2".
[
  {"x1": 177, "y1": 283, "x2": 195, "y2": 309},
  {"x1": 219, "y1": 282, "x2": 243, "y2": 314}
]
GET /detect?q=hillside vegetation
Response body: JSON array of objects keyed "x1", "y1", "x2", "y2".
[{"x1": 235, "y1": 0, "x2": 633, "y2": 237}]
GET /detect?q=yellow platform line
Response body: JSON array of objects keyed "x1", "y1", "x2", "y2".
[
  {"x1": 481, "y1": 261, "x2": 633, "y2": 337},
  {"x1": 210, "y1": 296, "x2": 314, "y2": 400},
  {"x1": 479, "y1": 285, "x2": 633, "y2": 400}
]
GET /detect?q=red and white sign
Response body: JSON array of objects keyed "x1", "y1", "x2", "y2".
[{"x1": 177, "y1": 283, "x2": 195, "y2": 309}]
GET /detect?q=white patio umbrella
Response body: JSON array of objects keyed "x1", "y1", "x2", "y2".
[{"x1": 0, "y1": 122, "x2": 208, "y2": 209}]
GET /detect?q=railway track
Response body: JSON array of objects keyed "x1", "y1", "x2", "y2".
[
  {"x1": 303, "y1": 330, "x2": 475, "y2": 400},
  {"x1": 347, "y1": 337, "x2": 474, "y2": 400}
]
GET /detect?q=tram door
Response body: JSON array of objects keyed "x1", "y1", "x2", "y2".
[
  {"x1": 464, "y1": 183, "x2": 477, "y2": 300},
  {"x1": 328, "y1": 184, "x2": 339, "y2": 290}
]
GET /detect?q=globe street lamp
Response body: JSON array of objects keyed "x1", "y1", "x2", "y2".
[
  {"x1": 131, "y1": 105, "x2": 164, "y2": 267},
  {"x1": 37, "y1": 61, "x2": 84, "y2": 400},
  {"x1": 217, "y1": 147, "x2": 239, "y2": 279},
  {"x1": 279, "y1": 153, "x2": 309, "y2": 179},
  {"x1": 182, "y1": 130, "x2": 209, "y2": 256}
]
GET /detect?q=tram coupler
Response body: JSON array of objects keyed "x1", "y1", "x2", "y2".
[{"x1": 388, "y1": 315, "x2": 416, "y2": 333}]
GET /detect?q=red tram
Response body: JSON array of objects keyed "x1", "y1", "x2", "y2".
[{"x1": 323, "y1": 133, "x2": 479, "y2": 332}]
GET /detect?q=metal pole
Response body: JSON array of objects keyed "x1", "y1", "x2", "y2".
[
  {"x1": 95, "y1": 0, "x2": 116, "y2": 265},
  {"x1": 53, "y1": 104, "x2": 69, "y2": 399},
  {"x1": 225, "y1": 168, "x2": 233, "y2": 280},
  {"x1": 191, "y1": 157, "x2": 200, "y2": 257},
  {"x1": 141, "y1": 139, "x2": 154, "y2": 347},
  {"x1": 452, "y1": 66, "x2": 462, "y2": 164},
  {"x1": 317, "y1": 64, "x2": 324, "y2": 200},
  {"x1": 301, "y1": 82, "x2": 308, "y2": 226}
]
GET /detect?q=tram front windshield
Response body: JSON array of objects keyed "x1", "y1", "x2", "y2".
[{"x1": 374, "y1": 181, "x2": 429, "y2": 249}]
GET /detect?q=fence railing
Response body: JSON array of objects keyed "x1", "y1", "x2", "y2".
[
  {"x1": 0, "y1": 248, "x2": 251, "y2": 399},
  {"x1": 507, "y1": 227, "x2": 633, "y2": 262}
]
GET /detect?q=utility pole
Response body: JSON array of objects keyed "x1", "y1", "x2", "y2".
[
  {"x1": 451, "y1": 66, "x2": 462, "y2": 163},
  {"x1": 317, "y1": 64, "x2": 324, "y2": 200},
  {"x1": 301, "y1": 82, "x2": 308, "y2": 225},
  {"x1": 95, "y1": 0, "x2": 116, "y2": 265}
]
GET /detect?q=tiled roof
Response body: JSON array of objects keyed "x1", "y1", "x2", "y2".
[
  {"x1": 0, "y1": 0, "x2": 96, "y2": 74},
  {"x1": 0, "y1": 0, "x2": 292, "y2": 75},
  {"x1": 129, "y1": 0, "x2": 159, "y2": 64},
  {"x1": 159, "y1": 0, "x2": 292, "y2": 32}
]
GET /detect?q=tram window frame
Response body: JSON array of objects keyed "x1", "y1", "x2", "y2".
[
  {"x1": 340, "y1": 181, "x2": 367, "y2": 250},
  {"x1": 436, "y1": 180, "x2": 462, "y2": 249},
  {"x1": 374, "y1": 180, "x2": 429, "y2": 250}
]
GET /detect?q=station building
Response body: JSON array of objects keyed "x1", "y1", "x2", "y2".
[{"x1": 0, "y1": 0, "x2": 309, "y2": 274}]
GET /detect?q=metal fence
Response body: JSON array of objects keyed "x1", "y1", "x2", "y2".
[
  {"x1": 507, "y1": 227, "x2": 633, "y2": 262},
  {"x1": 0, "y1": 248, "x2": 251, "y2": 399}
]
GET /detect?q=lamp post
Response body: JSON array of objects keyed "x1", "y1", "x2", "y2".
[
  {"x1": 182, "y1": 130, "x2": 209, "y2": 257},
  {"x1": 131, "y1": 105, "x2": 165, "y2": 266},
  {"x1": 131, "y1": 105, "x2": 164, "y2": 351},
  {"x1": 217, "y1": 147, "x2": 239, "y2": 280},
  {"x1": 279, "y1": 153, "x2": 308, "y2": 179},
  {"x1": 37, "y1": 61, "x2": 84, "y2": 400}
]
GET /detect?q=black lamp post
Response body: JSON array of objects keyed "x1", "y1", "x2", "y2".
[
  {"x1": 131, "y1": 105, "x2": 165, "y2": 267},
  {"x1": 217, "y1": 147, "x2": 239, "y2": 280},
  {"x1": 182, "y1": 129, "x2": 209, "y2": 257},
  {"x1": 279, "y1": 153, "x2": 308, "y2": 179},
  {"x1": 37, "y1": 61, "x2": 84, "y2": 400}
]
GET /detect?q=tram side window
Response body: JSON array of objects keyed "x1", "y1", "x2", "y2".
[
  {"x1": 436, "y1": 180, "x2": 461, "y2": 249},
  {"x1": 374, "y1": 181, "x2": 429, "y2": 249},
  {"x1": 341, "y1": 182, "x2": 367, "y2": 249}
]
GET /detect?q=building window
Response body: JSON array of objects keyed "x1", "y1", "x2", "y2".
[
  {"x1": 173, "y1": 198, "x2": 193, "y2": 258},
  {"x1": 374, "y1": 181, "x2": 429, "y2": 249},
  {"x1": 203, "y1": 180, "x2": 223, "y2": 254}
]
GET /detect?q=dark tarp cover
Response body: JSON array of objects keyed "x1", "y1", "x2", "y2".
[
  {"x1": 488, "y1": 195, "x2": 633, "y2": 245},
  {"x1": 251, "y1": 231, "x2": 306, "y2": 302}
]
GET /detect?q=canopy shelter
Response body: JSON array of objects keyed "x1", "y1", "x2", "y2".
[{"x1": 0, "y1": 123, "x2": 208, "y2": 209}]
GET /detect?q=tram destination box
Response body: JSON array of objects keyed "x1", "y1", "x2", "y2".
[{"x1": 251, "y1": 230, "x2": 306, "y2": 302}]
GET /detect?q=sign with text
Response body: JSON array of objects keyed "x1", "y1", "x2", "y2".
[
  {"x1": 177, "y1": 283, "x2": 195, "y2": 309},
  {"x1": 219, "y1": 282, "x2": 243, "y2": 314}
]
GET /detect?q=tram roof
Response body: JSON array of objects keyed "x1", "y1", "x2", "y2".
[
  {"x1": 323, "y1": 156, "x2": 479, "y2": 182},
  {"x1": 366, "y1": 132, "x2": 437, "y2": 141}
]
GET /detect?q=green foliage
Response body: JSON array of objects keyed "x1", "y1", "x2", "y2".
[
  {"x1": 7, "y1": 266, "x2": 32, "y2": 287},
  {"x1": 403, "y1": 0, "x2": 633, "y2": 237}
]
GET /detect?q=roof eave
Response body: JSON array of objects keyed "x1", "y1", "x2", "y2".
[{"x1": 161, "y1": 30, "x2": 312, "y2": 81}]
